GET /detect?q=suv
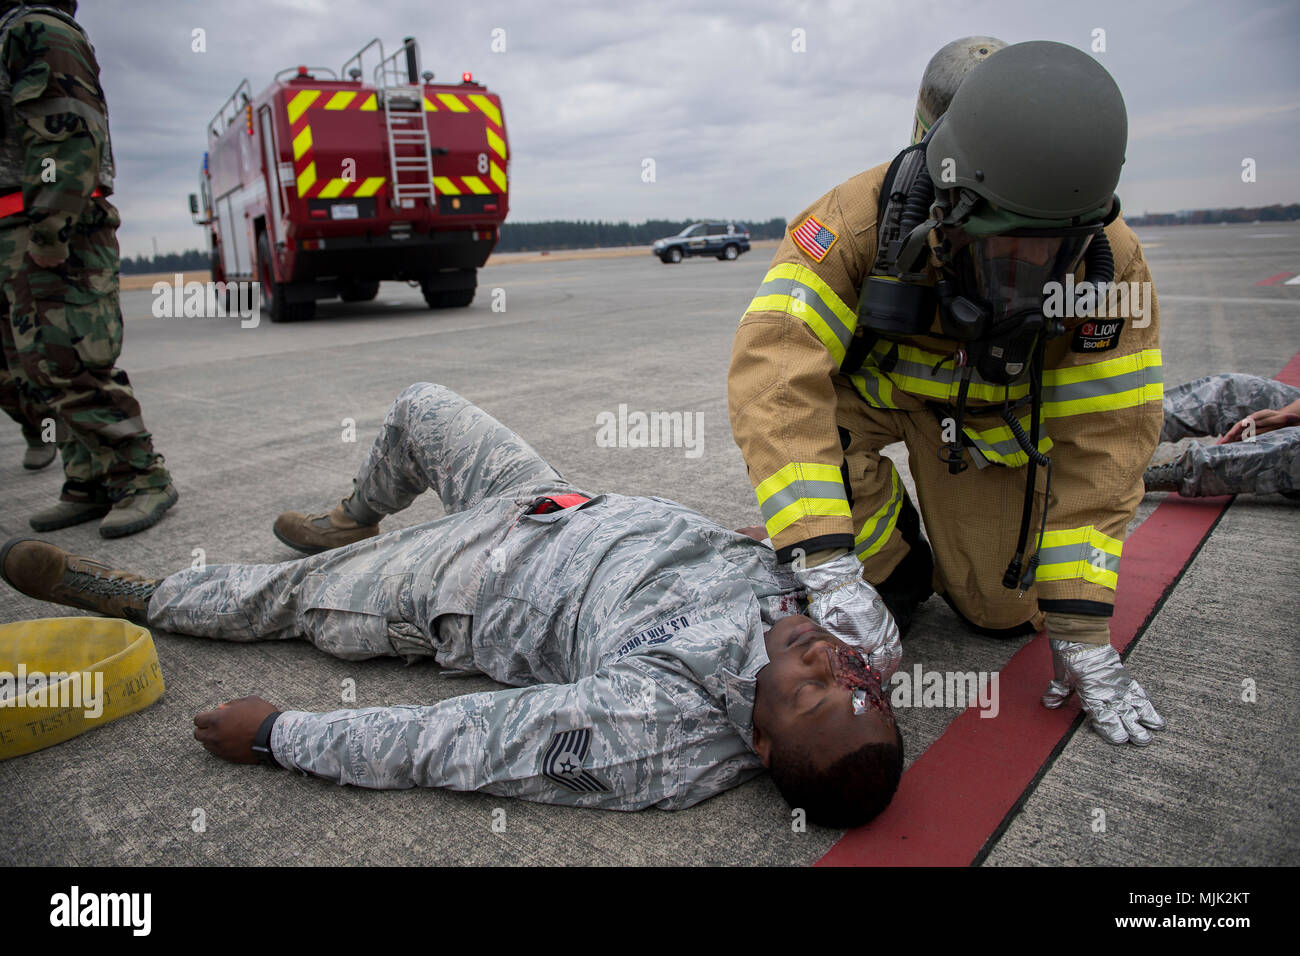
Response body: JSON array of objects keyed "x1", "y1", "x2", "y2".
[{"x1": 652, "y1": 222, "x2": 750, "y2": 263}]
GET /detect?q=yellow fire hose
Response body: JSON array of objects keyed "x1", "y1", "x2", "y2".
[{"x1": 0, "y1": 617, "x2": 164, "y2": 760}]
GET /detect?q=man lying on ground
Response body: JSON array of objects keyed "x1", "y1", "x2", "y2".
[
  {"x1": 1145, "y1": 373, "x2": 1300, "y2": 498},
  {"x1": 2, "y1": 383, "x2": 904, "y2": 826}
]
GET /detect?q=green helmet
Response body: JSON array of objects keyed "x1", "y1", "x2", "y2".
[
  {"x1": 911, "y1": 35, "x2": 1007, "y2": 145},
  {"x1": 925, "y1": 40, "x2": 1127, "y2": 224}
]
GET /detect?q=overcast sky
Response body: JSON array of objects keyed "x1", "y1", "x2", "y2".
[{"x1": 77, "y1": 0, "x2": 1300, "y2": 259}]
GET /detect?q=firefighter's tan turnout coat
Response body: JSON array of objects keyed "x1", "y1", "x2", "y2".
[{"x1": 728, "y1": 162, "x2": 1163, "y2": 638}]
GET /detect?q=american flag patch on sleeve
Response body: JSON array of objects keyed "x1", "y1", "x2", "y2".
[{"x1": 791, "y1": 215, "x2": 838, "y2": 262}]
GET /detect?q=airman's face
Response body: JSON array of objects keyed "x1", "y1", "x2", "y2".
[{"x1": 753, "y1": 616, "x2": 897, "y2": 768}]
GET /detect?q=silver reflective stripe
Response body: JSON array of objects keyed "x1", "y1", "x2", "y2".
[
  {"x1": 854, "y1": 482, "x2": 903, "y2": 558},
  {"x1": 758, "y1": 478, "x2": 847, "y2": 523},
  {"x1": 1036, "y1": 542, "x2": 1121, "y2": 574},
  {"x1": 1043, "y1": 367, "x2": 1150, "y2": 405},
  {"x1": 754, "y1": 274, "x2": 853, "y2": 355}
]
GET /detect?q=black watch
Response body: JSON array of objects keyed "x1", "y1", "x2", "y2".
[{"x1": 251, "y1": 711, "x2": 283, "y2": 767}]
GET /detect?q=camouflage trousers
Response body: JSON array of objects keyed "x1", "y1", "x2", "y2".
[
  {"x1": 1159, "y1": 373, "x2": 1300, "y2": 496},
  {"x1": 148, "y1": 383, "x2": 580, "y2": 664},
  {"x1": 0, "y1": 197, "x2": 170, "y2": 499}
]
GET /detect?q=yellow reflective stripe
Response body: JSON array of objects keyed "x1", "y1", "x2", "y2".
[
  {"x1": 1036, "y1": 526, "x2": 1123, "y2": 590},
  {"x1": 755, "y1": 462, "x2": 843, "y2": 501},
  {"x1": 747, "y1": 263, "x2": 855, "y2": 326},
  {"x1": 423, "y1": 96, "x2": 437, "y2": 112},
  {"x1": 433, "y1": 176, "x2": 460, "y2": 195},
  {"x1": 848, "y1": 365, "x2": 896, "y2": 408},
  {"x1": 468, "y1": 93, "x2": 501, "y2": 126},
  {"x1": 486, "y1": 127, "x2": 507, "y2": 159},
  {"x1": 359, "y1": 94, "x2": 377, "y2": 111},
  {"x1": 324, "y1": 91, "x2": 356, "y2": 110},
  {"x1": 291, "y1": 125, "x2": 312, "y2": 160},
  {"x1": 461, "y1": 175, "x2": 491, "y2": 194},
  {"x1": 961, "y1": 418, "x2": 1054, "y2": 466},
  {"x1": 765, "y1": 498, "x2": 853, "y2": 538},
  {"x1": 437, "y1": 93, "x2": 470, "y2": 112},
  {"x1": 744, "y1": 261, "x2": 856, "y2": 365},
  {"x1": 1042, "y1": 349, "x2": 1161, "y2": 387},
  {"x1": 286, "y1": 90, "x2": 320, "y2": 124},
  {"x1": 1042, "y1": 349, "x2": 1164, "y2": 417},
  {"x1": 489, "y1": 160, "x2": 507, "y2": 192},
  {"x1": 354, "y1": 177, "x2": 385, "y2": 197},
  {"x1": 317, "y1": 179, "x2": 348, "y2": 198},
  {"x1": 1040, "y1": 526, "x2": 1122, "y2": 555},
  {"x1": 295, "y1": 162, "x2": 316, "y2": 194},
  {"x1": 756, "y1": 462, "x2": 849, "y2": 537},
  {"x1": 854, "y1": 468, "x2": 903, "y2": 559},
  {"x1": 748, "y1": 293, "x2": 849, "y2": 365}
]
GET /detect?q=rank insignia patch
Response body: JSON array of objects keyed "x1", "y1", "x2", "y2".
[
  {"x1": 542, "y1": 728, "x2": 609, "y2": 793},
  {"x1": 792, "y1": 215, "x2": 838, "y2": 262}
]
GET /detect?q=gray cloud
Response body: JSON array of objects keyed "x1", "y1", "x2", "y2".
[{"x1": 77, "y1": 0, "x2": 1300, "y2": 258}]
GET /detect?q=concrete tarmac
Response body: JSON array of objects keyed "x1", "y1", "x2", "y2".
[{"x1": 1, "y1": 224, "x2": 1296, "y2": 865}]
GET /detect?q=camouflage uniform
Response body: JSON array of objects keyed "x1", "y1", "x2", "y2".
[
  {"x1": 0, "y1": 3, "x2": 169, "y2": 500},
  {"x1": 149, "y1": 384, "x2": 810, "y2": 810},
  {"x1": 1157, "y1": 373, "x2": 1300, "y2": 497}
]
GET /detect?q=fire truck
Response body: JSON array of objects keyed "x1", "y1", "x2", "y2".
[{"x1": 189, "y1": 36, "x2": 509, "y2": 322}]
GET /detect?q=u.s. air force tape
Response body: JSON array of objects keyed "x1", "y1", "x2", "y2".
[{"x1": 0, "y1": 617, "x2": 164, "y2": 760}]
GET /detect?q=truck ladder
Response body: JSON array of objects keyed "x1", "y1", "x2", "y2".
[{"x1": 374, "y1": 40, "x2": 434, "y2": 208}]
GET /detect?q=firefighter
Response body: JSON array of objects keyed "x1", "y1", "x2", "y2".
[
  {"x1": 0, "y1": 0, "x2": 176, "y2": 536},
  {"x1": 728, "y1": 40, "x2": 1166, "y2": 746}
]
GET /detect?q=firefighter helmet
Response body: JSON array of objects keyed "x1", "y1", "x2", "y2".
[
  {"x1": 925, "y1": 40, "x2": 1127, "y2": 223},
  {"x1": 911, "y1": 35, "x2": 1006, "y2": 145}
]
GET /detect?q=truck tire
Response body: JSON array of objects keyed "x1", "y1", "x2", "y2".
[
  {"x1": 257, "y1": 232, "x2": 314, "y2": 322},
  {"x1": 339, "y1": 281, "x2": 380, "y2": 303},
  {"x1": 420, "y1": 270, "x2": 476, "y2": 309}
]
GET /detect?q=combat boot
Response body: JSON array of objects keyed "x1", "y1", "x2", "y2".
[
  {"x1": 22, "y1": 436, "x2": 57, "y2": 471},
  {"x1": 30, "y1": 480, "x2": 112, "y2": 532},
  {"x1": 273, "y1": 500, "x2": 380, "y2": 554},
  {"x1": 98, "y1": 484, "x2": 180, "y2": 538},
  {"x1": 0, "y1": 537, "x2": 161, "y2": 625}
]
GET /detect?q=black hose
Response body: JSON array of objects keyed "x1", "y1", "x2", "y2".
[{"x1": 899, "y1": 160, "x2": 934, "y2": 236}]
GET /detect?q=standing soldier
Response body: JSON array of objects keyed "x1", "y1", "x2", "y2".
[
  {"x1": 0, "y1": 292, "x2": 56, "y2": 469},
  {"x1": 728, "y1": 41, "x2": 1167, "y2": 746},
  {"x1": 0, "y1": 0, "x2": 176, "y2": 536}
]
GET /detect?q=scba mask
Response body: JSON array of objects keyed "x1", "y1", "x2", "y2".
[{"x1": 931, "y1": 196, "x2": 1117, "y2": 384}]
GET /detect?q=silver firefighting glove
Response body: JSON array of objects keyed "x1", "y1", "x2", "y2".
[
  {"x1": 792, "y1": 550, "x2": 902, "y2": 680},
  {"x1": 1041, "y1": 634, "x2": 1166, "y2": 745}
]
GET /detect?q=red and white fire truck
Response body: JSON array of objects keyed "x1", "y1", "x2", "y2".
[{"x1": 190, "y1": 36, "x2": 509, "y2": 321}]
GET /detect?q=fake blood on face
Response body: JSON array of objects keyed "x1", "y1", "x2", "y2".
[{"x1": 827, "y1": 643, "x2": 893, "y2": 721}]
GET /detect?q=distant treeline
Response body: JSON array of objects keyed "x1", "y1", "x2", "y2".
[
  {"x1": 121, "y1": 249, "x2": 209, "y2": 275},
  {"x1": 1127, "y1": 204, "x2": 1300, "y2": 227},
  {"x1": 120, "y1": 218, "x2": 789, "y2": 272},
  {"x1": 495, "y1": 218, "x2": 788, "y2": 252}
]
